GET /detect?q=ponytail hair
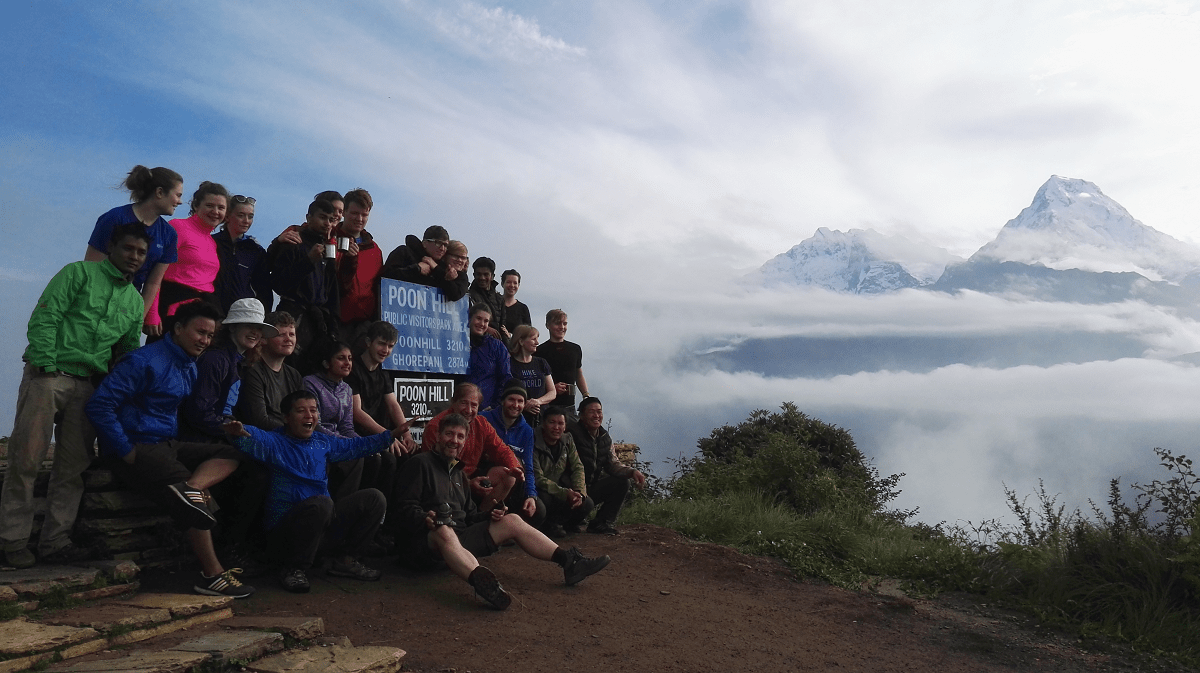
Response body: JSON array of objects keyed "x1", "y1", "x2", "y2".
[{"x1": 122, "y1": 165, "x2": 183, "y2": 204}]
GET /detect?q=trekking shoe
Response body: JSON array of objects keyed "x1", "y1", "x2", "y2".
[
  {"x1": 41, "y1": 543, "x2": 92, "y2": 565},
  {"x1": 563, "y1": 523, "x2": 583, "y2": 534},
  {"x1": 167, "y1": 482, "x2": 217, "y2": 530},
  {"x1": 543, "y1": 524, "x2": 567, "y2": 540},
  {"x1": 195, "y1": 568, "x2": 255, "y2": 598},
  {"x1": 469, "y1": 566, "x2": 512, "y2": 610},
  {"x1": 2, "y1": 547, "x2": 35, "y2": 569},
  {"x1": 279, "y1": 568, "x2": 310, "y2": 594},
  {"x1": 328, "y1": 559, "x2": 382, "y2": 581},
  {"x1": 563, "y1": 547, "x2": 610, "y2": 586},
  {"x1": 587, "y1": 521, "x2": 619, "y2": 536}
]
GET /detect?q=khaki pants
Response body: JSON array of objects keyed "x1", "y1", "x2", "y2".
[{"x1": 0, "y1": 363, "x2": 96, "y2": 556}]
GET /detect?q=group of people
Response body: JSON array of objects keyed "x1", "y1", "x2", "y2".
[{"x1": 0, "y1": 165, "x2": 646, "y2": 611}]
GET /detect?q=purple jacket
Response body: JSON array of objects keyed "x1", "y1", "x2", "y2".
[{"x1": 303, "y1": 374, "x2": 358, "y2": 438}]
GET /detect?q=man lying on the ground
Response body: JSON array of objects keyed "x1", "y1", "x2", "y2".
[
  {"x1": 86, "y1": 301, "x2": 254, "y2": 598},
  {"x1": 568, "y1": 397, "x2": 646, "y2": 536},
  {"x1": 533, "y1": 407, "x2": 594, "y2": 538},
  {"x1": 421, "y1": 383, "x2": 523, "y2": 513},
  {"x1": 394, "y1": 413, "x2": 611, "y2": 610},
  {"x1": 481, "y1": 382, "x2": 544, "y2": 527},
  {"x1": 221, "y1": 389, "x2": 412, "y2": 593}
]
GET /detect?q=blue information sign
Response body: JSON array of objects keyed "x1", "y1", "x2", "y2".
[{"x1": 379, "y1": 279, "x2": 469, "y2": 375}]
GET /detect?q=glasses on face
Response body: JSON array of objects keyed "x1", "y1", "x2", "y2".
[
  {"x1": 424, "y1": 239, "x2": 449, "y2": 249},
  {"x1": 231, "y1": 195, "x2": 256, "y2": 204}
]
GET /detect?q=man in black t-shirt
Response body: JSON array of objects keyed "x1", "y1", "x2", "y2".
[
  {"x1": 533, "y1": 309, "x2": 589, "y2": 421},
  {"x1": 344, "y1": 321, "x2": 415, "y2": 506},
  {"x1": 345, "y1": 321, "x2": 415, "y2": 452}
]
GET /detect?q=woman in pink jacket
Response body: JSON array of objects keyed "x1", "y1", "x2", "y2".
[{"x1": 152, "y1": 181, "x2": 230, "y2": 329}]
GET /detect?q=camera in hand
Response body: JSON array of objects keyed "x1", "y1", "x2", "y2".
[{"x1": 433, "y1": 503, "x2": 454, "y2": 527}]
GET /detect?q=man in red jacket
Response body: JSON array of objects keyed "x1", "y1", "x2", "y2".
[
  {"x1": 420, "y1": 383, "x2": 523, "y2": 513},
  {"x1": 335, "y1": 188, "x2": 382, "y2": 349}
]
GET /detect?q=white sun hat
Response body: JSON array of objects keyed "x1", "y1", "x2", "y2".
[{"x1": 222, "y1": 298, "x2": 279, "y2": 338}]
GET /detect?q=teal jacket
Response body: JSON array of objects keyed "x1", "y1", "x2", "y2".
[{"x1": 25, "y1": 259, "x2": 142, "y2": 377}]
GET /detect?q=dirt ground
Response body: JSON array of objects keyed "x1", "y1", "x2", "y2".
[{"x1": 141, "y1": 524, "x2": 1193, "y2": 672}]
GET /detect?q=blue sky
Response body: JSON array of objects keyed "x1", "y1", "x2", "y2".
[{"x1": 4, "y1": 1, "x2": 1200, "y2": 525}]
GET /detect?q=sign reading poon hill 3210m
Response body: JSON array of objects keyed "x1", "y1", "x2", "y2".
[{"x1": 379, "y1": 278, "x2": 469, "y2": 375}]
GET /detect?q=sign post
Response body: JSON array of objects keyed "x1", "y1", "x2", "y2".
[
  {"x1": 379, "y1": 279, "x2": 469, "y2": 375},
  {"x1": 379, "y1": 279, "x2": 468, "y2": 442}
]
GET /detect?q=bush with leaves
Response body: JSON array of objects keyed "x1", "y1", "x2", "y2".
[{"x1": 671, "y1": 403, "x2": 906, "y2": 517}]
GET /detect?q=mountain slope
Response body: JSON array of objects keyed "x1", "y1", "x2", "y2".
[
  {"x1": 758, "y1": 227, "x2": 960, "y2": 294},
  {"x1": 970, "y1": 175, "x2": 1200, "y2": 283}
]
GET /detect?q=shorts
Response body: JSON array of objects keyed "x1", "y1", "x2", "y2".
[
  {"x1": 111, "y1": 440, "x2": 242, "y2": 514},
  {"x1": 404, "y1": 520, "x2": 499, "y2": 571}
]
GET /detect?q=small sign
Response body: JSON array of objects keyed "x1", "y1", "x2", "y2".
[
  {"x1": 379, "y1": 279, "x2": 469, "y2": 374},
  {"x1": 394, "y1": 378, "x2": 455, "y2": 423}
]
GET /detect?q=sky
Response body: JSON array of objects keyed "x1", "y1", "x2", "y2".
[{"x1": 3, "y1": 0, "x2": 1200, "y2": 527}]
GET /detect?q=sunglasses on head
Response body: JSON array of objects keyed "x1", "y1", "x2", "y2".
[{"x1": 231, "y1": 195, "x2": 256, "y2": 205}]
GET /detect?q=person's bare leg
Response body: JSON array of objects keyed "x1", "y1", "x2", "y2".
[
  {"x1": 188, "y1": 528, "x2": 224, "y2": 577},
  {"x1": 428, "y1": 526, "x2": 479, "y2": 580},
  {"x1": 187, "y1": 458, "x2": 240, "y2": 490},
  {"x1": 479, "y1": 466, "x2": 516, "y2": 512},
  {"x1": 489, "y1": 513, "x2": 558, "y2": 560}
]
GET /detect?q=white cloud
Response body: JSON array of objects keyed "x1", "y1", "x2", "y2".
[{"x1": 425, "y1": 2, "x2": 588, "y2": 61}]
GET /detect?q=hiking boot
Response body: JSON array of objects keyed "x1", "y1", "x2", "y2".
[
  {"x1": 469, "y1": 566, "x2": 511, "y2": 610},
  {"x1": 195, "y1": 568, "x2": 255, "y2": 598},
  {"x1": 563, "y1": 523, "x2": 583, "y2": 534},
  {"x1": 41, "y1": 543, "x2": 92, "y2": 565},
  {"x1": 328, "y1": 559, "x2": 381, "y2": 581},
  {"x1": 2, "y1": 547, "x2": 35, "y2": 569},
  {"x1": 586, "y1": 520, "x2": 619, "y2": 536},
  {"x1": 279, "y1": 568, "x2": 310, "y2": 594},
  {"x1": 543, "y1": 524, "x2": 567, "y2": 540},
  {"x1": 563, "y1": 547, "x2": 610, "y2": 586},
  {"x1": 167, "y1": 482, "x2": 217, "y2": 530}
]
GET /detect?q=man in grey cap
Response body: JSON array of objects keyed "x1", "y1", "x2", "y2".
[{"x1": 379, "y1": 225, "x2": 468, "y2": 301}]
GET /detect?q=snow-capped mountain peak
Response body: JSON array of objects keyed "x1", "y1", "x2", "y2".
[
  {"x1": 758, "y1": 227, "x2": 960, "y2": 293},
  {"x1": 970, "y1": 175, "x2": 1200, "y2": 282}
]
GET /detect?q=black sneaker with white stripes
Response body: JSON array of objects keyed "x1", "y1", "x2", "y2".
[
  {"x1": 194, "y1": 568, "x2": 255, "y2": 598},
  {"x1": 166, "y1": 482, "x2": 217, "y2": 530}
]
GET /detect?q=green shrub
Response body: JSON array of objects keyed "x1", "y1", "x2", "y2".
[{"x1": 674, "y1": 403, "x2": 906, "y2": 517}]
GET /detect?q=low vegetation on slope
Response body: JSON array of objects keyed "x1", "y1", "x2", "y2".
[{"x1": 623, "y1": 403, "x2": 1200, "y2": 665}]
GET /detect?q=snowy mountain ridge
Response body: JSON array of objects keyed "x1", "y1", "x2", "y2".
[
  {"x1": 760, "y1": 176, "x2": 1200, "y2": 294},
  {"x1": 758, "y1": 227, "x2": 961, "y2": 294}
]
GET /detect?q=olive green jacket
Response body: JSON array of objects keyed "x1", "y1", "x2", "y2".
[{"x1": 533, "y1": 431, "x2": 587, "y2": 502}]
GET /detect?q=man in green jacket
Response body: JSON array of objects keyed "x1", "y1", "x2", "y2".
[
  {"x1": 0, "y1": 224, "x2": 148, "y2": 568},
  {"x1": 533, "y1": 407, "x2": 594, "y2": 538}
]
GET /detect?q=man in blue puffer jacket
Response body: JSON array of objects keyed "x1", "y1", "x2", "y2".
[{"x1": 86, "y1": 301, "x2": 254, "y2": 599}]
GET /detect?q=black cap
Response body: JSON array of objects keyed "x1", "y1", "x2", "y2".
[{"x1": 501, "y1": 380, "x2": 528, "y2": 401}]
